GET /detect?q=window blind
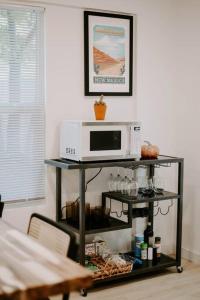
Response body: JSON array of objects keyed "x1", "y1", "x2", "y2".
[{"x1": 0, "y1": 6, "x2": 45, "y2": 202}]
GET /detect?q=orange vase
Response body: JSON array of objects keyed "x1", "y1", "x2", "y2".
[{"x1": 94, "y1": 104, "x2": 107, "y2": 120}]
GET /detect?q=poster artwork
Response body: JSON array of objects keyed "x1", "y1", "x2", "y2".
[{"x1": 93, "y1": 25, "x2": 125, "y2": 85}]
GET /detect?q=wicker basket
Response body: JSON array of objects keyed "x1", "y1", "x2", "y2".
[{"x1": 90, "y1": 256, "x2": 133, "y2": 280}]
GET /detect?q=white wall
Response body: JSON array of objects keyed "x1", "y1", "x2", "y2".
[
  {"x1": 2, "y1": 0, "x2": 179, "y2": 254},
  {"x1": 173, "y1": 0, "x2": 200, "y2": 262}
]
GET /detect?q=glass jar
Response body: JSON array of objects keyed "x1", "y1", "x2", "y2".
[{"x1": 129, "y1": 179, "x2": 138, "y2": 197}]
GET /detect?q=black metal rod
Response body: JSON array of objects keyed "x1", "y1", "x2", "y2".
[
  {"x1": 79, "y1": 169, "x2": 86, "y2": 266},
  {"x1": 148, "y1": 165, "x2": 154, "y2": 228},
  {"x1": 149, "y1": 164, "x2": 155, "y2": 178},
  {"x1": 102, "y1": 193, "x2": 106, "y2": 211},
  {"x1": 128, "y1": 202, "x2": 132, "y2": 226},
  {"x1": 176, "y1": 160, "x2": 184, "y2": 266},
  {"x1": 56, "y1": 168, "x2": 62, "y2": 222},
  {"x1": 44, "y1": 156, "x2": 183, "y2": 171}
]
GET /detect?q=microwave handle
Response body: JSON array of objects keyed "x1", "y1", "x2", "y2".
[
  {"x1": 126, "y1": 125, "x2": 132, "y2": 156},
  {"x1": 130, "y1": 124, "x2": 142, "y2": 158}
]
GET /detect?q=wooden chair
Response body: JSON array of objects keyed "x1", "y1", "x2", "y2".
[{"x1": 27, "y1": 213, "x2": 77, "y2": 300}]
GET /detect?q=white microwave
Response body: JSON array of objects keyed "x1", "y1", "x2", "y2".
[{"x1": 60, "y1": 121, "x2": 141, "y2": 162}]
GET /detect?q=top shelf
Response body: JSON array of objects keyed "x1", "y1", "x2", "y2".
[{"x1": 45, "y1": 155, "x2": 183, "y2": 170}]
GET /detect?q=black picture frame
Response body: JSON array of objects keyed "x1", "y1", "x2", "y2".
[{"x1": 84, "y1": 11, "x2": 133, "y2": 96}]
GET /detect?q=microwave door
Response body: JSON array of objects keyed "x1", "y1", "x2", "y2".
[
  {"x1": 90, "y1": 130, "x2": 121, "y2": 151},
  {"x1": 82, "y1": 125, "x2": 128, "y2": 160}
]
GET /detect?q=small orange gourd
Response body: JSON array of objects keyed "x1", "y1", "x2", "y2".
[{"x1": 141, "y1": 141, "x2": 159, "y2": 159}]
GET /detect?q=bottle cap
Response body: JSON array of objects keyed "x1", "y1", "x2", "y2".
[
  {"x1": 140, "y1": 242, "x2": 148, "y2": 250},
  {"x1": 155, "y1": 236, "x2": 161, "y2": 243}
]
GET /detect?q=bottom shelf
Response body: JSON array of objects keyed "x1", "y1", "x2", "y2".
[{"x1": 93, "y1": 254, "x2": 177, "y2": 284}]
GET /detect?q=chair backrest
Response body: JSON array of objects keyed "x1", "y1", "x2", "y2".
[
  {"x1": 0, "y1": 195, "x2": 4, "y2": 218},
  {"x1": 27, "y1": 213, "x2": 76, "y2": 259}
]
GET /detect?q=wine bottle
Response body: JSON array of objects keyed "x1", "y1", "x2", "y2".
[{"x1": 144, "y1": 222, "x2": 154, "y2": 245}]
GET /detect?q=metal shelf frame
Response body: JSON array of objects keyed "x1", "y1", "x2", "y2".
[{"x1": 45, "y1": 155, "x2": 184, "y2": 280}]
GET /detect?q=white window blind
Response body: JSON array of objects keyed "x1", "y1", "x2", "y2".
[{"x1": 0, "y1": 6, "x2": 45, "y2": 202}]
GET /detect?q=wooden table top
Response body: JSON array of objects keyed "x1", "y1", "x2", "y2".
[{"x1": 0, "y1": 220, "x2": 92, "y2": 300}]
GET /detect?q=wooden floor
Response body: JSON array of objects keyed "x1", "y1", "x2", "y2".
[
  {"x1": 52, "y1": 259, "x2": 200, "y2": 300},
  {"x1": 66, "y1": 261, "x2": 200, "y2": 300}
]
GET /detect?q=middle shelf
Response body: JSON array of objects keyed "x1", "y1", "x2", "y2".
[
  {"x1": 59, "y1": 190, "x2": 179, "y2": 235},
  {"x1": 102, "y1": 190, "x2": 180, "y2": 204},
  {"x1": 59, "y1": 216, "x2": 131, "y2": 234}
]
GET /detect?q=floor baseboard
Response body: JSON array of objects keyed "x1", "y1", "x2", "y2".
[{"x1": 182, "y1": 247, "x2": 200, "y2": 264}]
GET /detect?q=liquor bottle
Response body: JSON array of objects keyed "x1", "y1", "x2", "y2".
[{"x1": 154, "y1": 236, "x2": 161, "y2": 259}]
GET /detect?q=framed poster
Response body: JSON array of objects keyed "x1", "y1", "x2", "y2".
[{"x1": 84, "y1": 11, "x2": 133, "y2": 96}]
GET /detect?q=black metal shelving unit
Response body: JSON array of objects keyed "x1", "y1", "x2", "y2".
[{"x1": 45, "y1": 155, "x2": 184, "y2": 286}]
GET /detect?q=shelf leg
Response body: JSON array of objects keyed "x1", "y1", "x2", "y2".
[
  {"x1": 128, "y1": 202, "x2": 132, "y2": 226},
  {"x1": 148, "y1": 202, "x2": 154, "y2": 228},
  {"x1": 102, "y1": 193, "x2": 106, "y2": 211},
  {"x1": 56, "y1": 168, "x2": 62, "y2": 222},
  {"x1": 79, "y1": 169, "x2": 86, "y2": 266},
  {"x1": 176, "y1": 160, "x2": 184, "y2": 267}
]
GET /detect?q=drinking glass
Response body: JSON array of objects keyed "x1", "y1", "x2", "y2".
[
  {"x1": 108, "y1": 173, "x2": 114, "y2": 191},
  {"x1": 115, "y1": 174, "x2": 122, "y2": 192}
]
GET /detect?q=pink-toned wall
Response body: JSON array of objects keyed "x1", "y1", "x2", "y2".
[{"x1": 3, "y1": 0, "x2": 182, "y2": 255}]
